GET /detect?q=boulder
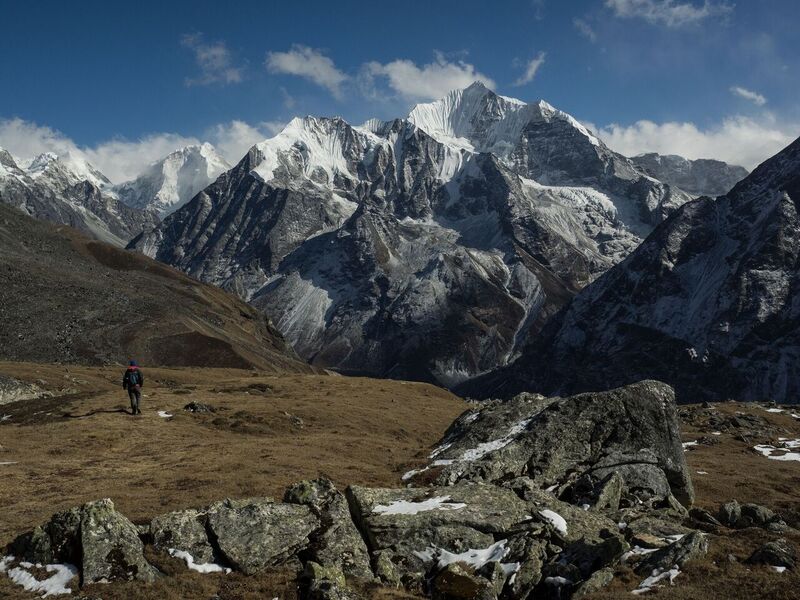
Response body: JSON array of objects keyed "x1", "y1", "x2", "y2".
[
  {"x1": 633, "y1": 532, "x2": 708, "y2": 575},
  {"x1": 10, "y1": 499, "x2": 156, "y2": 584},
  {"x1": 80, "y1": 499, "x2": 158, "y2": 583},
  {"x1": 718, "y1": 500, "x2": 787, "y2": 531},
  {"x1": 284, "y1": 477, "x2": 372, "y2": 580},
  {"x1": 347, "y1": 484, "x2": 534, "y2": 582},
  {"x1": 206, "y1": 497, "x2": 318, "y2": 574},
  {"x1": 572, "y1": 567, "x2": 614, "y2": 598},
  {"x1": 747, "y1": 539, "x2": 796, "y2": 569},
  {"x1": 149, "y1": 508, "x2": 214, "y2": 564},
  {"x1": 424, "y1": 381, "x2": 694, "y2": 508}
]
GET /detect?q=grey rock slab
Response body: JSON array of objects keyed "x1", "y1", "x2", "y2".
[
  {"x1": 432, "y1": 381, "x2": 693, "y2": 508},
  {"x1": 150, "y1": 508, "x2": 214, "y2": 564},
  {"x1": 206, "y1": 497, "x2": 319, "y2": 574},
  {"x1": 284, "y1": 477, "x2": 373, "y2": 579},
  {"x1": 80, "y1": 499, "x2": 158, "y2": 583}
]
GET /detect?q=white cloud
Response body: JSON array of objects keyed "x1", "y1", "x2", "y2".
[
  {"x1": 604, "y1": 0, "x2": 733, "y2": 27},
  {"x1": 362, "y1": 52, "x2": 495, "y2": 102},
  {"x1": 574, "y1": 17, "x2": 598, "y2": 42},
  {"x1": 513, "y1": 52, "x2": 547, "y2": 86},
  {"x1": 181, "y1": 33, "x2": 244, "y2": 86},
  {"x1": 593, "y1": 115, "x2": 797, "y2": 169},
  {"x1": 265, "y1": 45, "x2": 349, "y2": 99},
  {"x1": 204, "y1": 120, "x2": 285, "y2": 164},
  {"x1": 730, "y1": 86, "x2": 767, "y2": 106},
  {"x1": 0, "y1": 118, "x2": 285, "y2": 183}
]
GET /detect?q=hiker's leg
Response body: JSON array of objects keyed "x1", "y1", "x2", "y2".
[
  {"x1": 134, "y1": 390, "x2": 141, "y2": 414},
  {"x1": 128, "y1": 390, "x2": 136, "y2": 414}
]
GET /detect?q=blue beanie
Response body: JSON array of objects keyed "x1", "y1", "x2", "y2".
[{"x1": 129, "y1": 360, "x2": 138, "y2": 366}]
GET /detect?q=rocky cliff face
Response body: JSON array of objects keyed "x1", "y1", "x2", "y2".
[
  {"x1": 463, "y1": 136, "x2": 800, "y2": 404},
  {"x1": 130, "y1": 83, "x2": 692, "y2": 385},
  {"x1": 0, "y1": 149, "x2": 157, "y2": 246},
  {"x1": 631, "y1": 153, "x2": 749, "y2": 197}
]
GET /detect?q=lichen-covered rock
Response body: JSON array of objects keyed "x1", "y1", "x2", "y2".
[
  {"x1": 422, "y1": 381, "x2": 693, "y2": 509},
  {"x1": 301, "y1": 561, "x2": 364, "y2": 600},
  {"x1": 633, "y1": 531, "x2": 708, "y2": 575},
  {"x1": 284, "y1": 477, "x2": 372, "y2": 579},
  {"x1": 747, "y1": 539, "x2": 796, "y2": 569},
  {"x1": 10, "y1": 499, "x2": 156, "y2": 584},
  {"x1": 81, "y1": 499, "x2": 158, "y2": 583},
  {"x1": 206, "y1": 497, "x2": 318, "y2": 574},
  {"x1": 150, "y1": 508, "x2": 214, "y2": 564}
]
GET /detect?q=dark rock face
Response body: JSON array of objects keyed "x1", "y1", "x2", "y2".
[
  {"x1": 0, "y1": 149, "x2": 157, "y2": 246},
  {"x1": 130, "y1": 83, "x2": 691, "y2": 386},
  {"x1": 410, "y1": 381, "x2": 693, "y2": 508},
  {"x1": 464, "y1": 136, "x2": 800, "y2": 404},
  {"x1": 0, "y1": 203, "x2": 309, "y2": 371},
  {"x1": 631, "y1": 153, "x2": 748, "y2": 197}
]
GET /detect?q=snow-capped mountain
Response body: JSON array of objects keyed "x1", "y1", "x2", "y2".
[
  {"x1": 0, "y1": 149, "x2": 157, "y2": 246},
  {"x1": 130, "y1": 82, "x2": 693, "y2": 385},
  {"x1": 631, "y1": 153, "x2": 748, "y2": 197},
  {"x1": 463, "y1": 135, "x2": 800, "y2": 404},
  {"x1": 113, "y1": 143, "x2": 230, "y2": 217}
]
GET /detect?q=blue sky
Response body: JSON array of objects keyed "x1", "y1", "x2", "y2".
[{"x1": 0, "y1": 0, "x2": 797, "y2": 180}]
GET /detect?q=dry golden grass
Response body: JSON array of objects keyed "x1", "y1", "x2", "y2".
[{"x1": 1, "y1": 364, "x2": 799, "y2": 599}]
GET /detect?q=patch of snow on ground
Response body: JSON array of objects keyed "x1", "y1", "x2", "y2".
[
  {"x1": 632, "y1": 566, "x2": 680, "y2": 595},
  {"x1": 373, "y1": 495, "x2": 466, "y2": 516},
  {"x1": 1, "y1": 556, "x2": 78, "y2": 597},
  {"x1": 158, "y1": 411, "x2": 173, "y2": 418},
  {"x1": 0, "y1": 461, "x2": 18, "y2": 465},
  {"x1": 544, "y1": 576, "x2": 573, "y2": 586},
  {"x1": 539, "y1": 509, "x2": 568, "y2": 535},
  {"x1": 764, "y1": 408, "x2": 784, "y2": 413},
  {"x1": 682, "y1": 441, "x2": 698, "y2": 451},
  {"x1": 754, "y1": 439, "x2": 800, "y2": 462},
  {"x1": 697, "y1": 471, "x2": 709, "y2": 475},
  {"x1": 168, "y1": 549, "x2": 230, "y2": 574},
  {"x1": 772, "y1": 566, "x2": 787, "y2": 573},
  {"x1": 414, "y1": 540, "x2": 520, "y2": 582}
]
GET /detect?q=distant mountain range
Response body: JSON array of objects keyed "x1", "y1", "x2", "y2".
[
  {"x1": 129, "y1": 83, "x2": 746, "y2": 385},
  {"x1": 5, "y1": 82, "x2": 780, "y2": 399}
]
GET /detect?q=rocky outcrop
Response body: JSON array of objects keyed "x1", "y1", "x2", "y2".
[
  {"x1": 2, "y1": 382, "x2": 716, "y2": 599},
  {"x1": 411, "y1": 380, "x2": 693, "y2": 508},
  {"x1": 0, "y1": 374, "x2": 50, "y2": 406}
]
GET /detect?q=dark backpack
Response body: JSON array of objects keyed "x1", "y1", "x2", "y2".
[{"x1": 128, "y1": 369, "x2": 141, "y2": 387}]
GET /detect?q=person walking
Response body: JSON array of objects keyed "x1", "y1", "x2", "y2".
[{"x1": 122, "y1": 360, "x2": 144, "y2": 415}]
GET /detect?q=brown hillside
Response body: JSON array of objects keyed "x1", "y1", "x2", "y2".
[{"x1": 0, "y1": 203, "x2": 309, "y2": 372}]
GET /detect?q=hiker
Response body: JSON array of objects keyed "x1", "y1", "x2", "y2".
[{"x1": 122, "y1": 360, "x2": 144, "y2": 415}]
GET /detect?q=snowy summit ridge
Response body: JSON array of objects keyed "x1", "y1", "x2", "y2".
[{"x1": 130, "y1": 82, "x2": 735, "y2": 387}]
